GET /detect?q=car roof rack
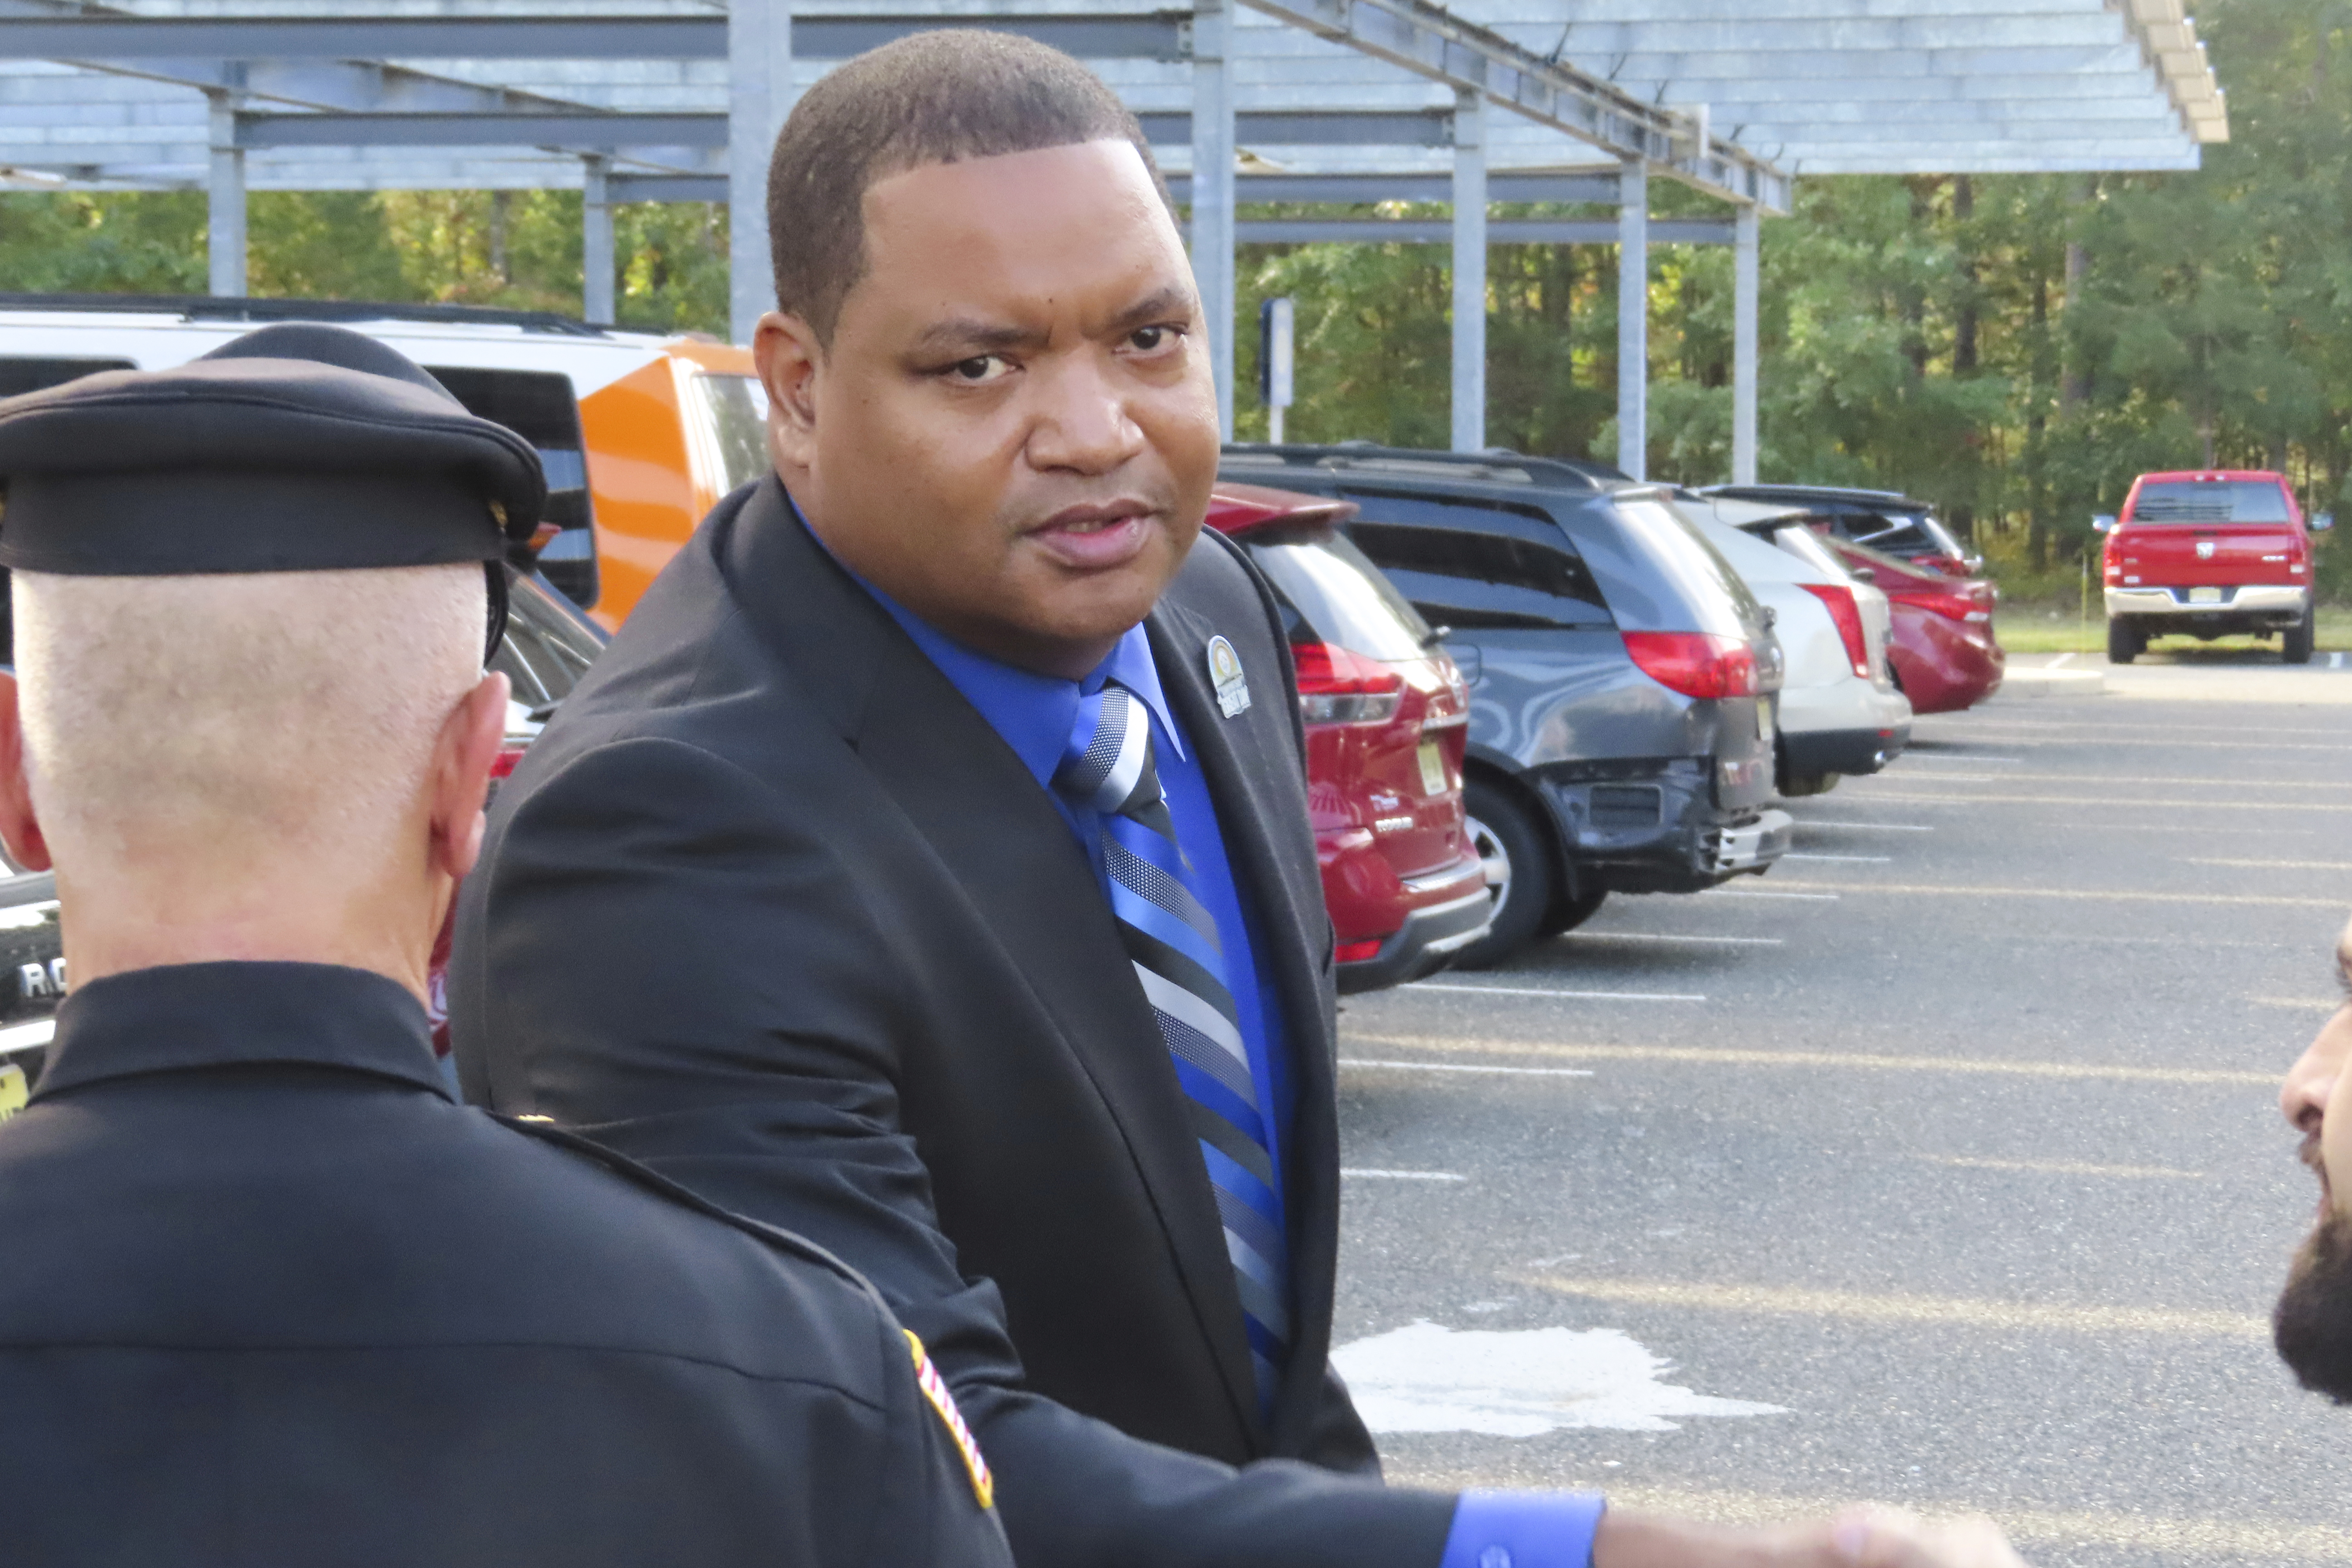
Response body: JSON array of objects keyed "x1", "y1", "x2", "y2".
[
  {"x1": 1222, "y1": 441, "x2": 1631, "y2": 492},
  {"x1": 1701, "y1": 482, "x2": 1921, "y2": 507},
  {"x1": 0, "y1": 292, "x2": 615, "y2": 339}
]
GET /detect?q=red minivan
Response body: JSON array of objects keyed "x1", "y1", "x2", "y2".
[
  {"x1": 1205, "y1": 484, "x2": 1490, "y2": 993},
  {"x1": 2099, "y1": 470, "x2": 2329, "y2": 664}
]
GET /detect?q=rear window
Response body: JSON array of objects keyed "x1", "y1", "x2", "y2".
[
  {"x1": 1852, "y1": 510, "x2": 1966, "y2": 559},
  {"x1": 1770, "y1": 525, "x2": 1850, "y2": 579},
  {"x1": 425, "y1": 366, "x2": 599, "y2": 610},
  {"x1": 0, "y1": 357, "x2": 134, "y2": 398},
  {"x1": 1611, "y1": 497, "x2": 1763, "y2": 637},
  {"x1": 2129, "y1": 480, "x2": 2293, "y2": 524},
  {"x1": 1242, "y1": 527, "x2": 1432, "y2": 662},
  {"x1": 1338, "y1": 490, "x2": 1613, "y2": 632},
  {"x1": 493, "y1": 570, "x2": 605, "y2": 709},
  {"x1": 691, "y1": 373, "x2": 771, "y2": 495}
]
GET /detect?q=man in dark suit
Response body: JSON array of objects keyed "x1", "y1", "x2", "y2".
[
  {"x1": 0, "y1": 324, "x2": 1010, "y2": 1568},
  {"x1": 455, "y1": 31, "x2": 2023, "y2": 1568}
]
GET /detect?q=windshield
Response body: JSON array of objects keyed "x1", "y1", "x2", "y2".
[
  {"x1": 1245, "y1": 529, "x2": 1433, "y2": 661},
  {"x1": 691, "y1": 373, "x2": 772, "y2": 495},
  {"x1": 2129, "y1": 480, "x2": 2293, "y2": 524}
]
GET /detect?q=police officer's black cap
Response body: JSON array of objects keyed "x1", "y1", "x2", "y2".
[{"x1": 0, "y1": 322, "x2": 544, "y2": 578}]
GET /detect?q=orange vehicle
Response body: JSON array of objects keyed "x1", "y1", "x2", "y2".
[
  {"x1": 573, "y1": 336, "x2": 768, "y2": 627},
  {"x1": 0, "y1": 295, "x2": 769, "y2": 631}
]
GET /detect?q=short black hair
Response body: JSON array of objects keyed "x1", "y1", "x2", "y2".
[{"x1": 764, "y1": 29, "x2": 1169, "y2": 344}]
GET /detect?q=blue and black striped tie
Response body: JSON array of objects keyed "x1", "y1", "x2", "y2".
[{"x1": 1056, "y1": 680, "x2": 1291, "y2": 1413}]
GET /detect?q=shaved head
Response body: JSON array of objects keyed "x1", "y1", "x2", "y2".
[{"x1": 13, "y1": 564, "x2": 485, "y2": 887}]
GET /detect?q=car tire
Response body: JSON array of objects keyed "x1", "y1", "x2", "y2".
[
  {"x1": 1538, "y1": 886, "x2": 1608, "y2": 939},
  {"x1": 2106, "y1": 617, "x2": 2141, "y2": 665},
  {"x1": 2284, "y1": 604, "x2": 2316, "y2": 665},
  {"x1": 1455, "y1": 779, "x2": 1554, "y2": 970}
]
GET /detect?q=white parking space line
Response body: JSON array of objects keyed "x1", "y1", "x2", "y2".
[
  {"x1": 1564, "y1": 931, "x2": 1785, "y2": 946},
  {"x1": 1406, "y1": 982, "x2": 1707, "y2": 1003},
  {"x1": 1793, "y1": 820, "x2": 1934, "y2": 832},
  {"x1": 1340, "y1": 1168, "x2": 1470, "y2": 1181},
  {"x1": 2046, "y1": 652, "x2": 2076, "y2": 669},
  {"x1": 2184, "y1": 857, "x2": 2352, "y2": 869},
  {"x1": 1780, "y1": 853, "x2": 1891, "y2": 863},
  {"x1": 1341, "y1": 1058, "x2": 1598, "y2": 1079},
  {"x1": 1892, "y1": 755, "x2": 2024, "y2": 765},
  {"x1": 1700, "y1": 888, "x2": 1841, "y2": 901},
  {"x1": 1919, "y1": 1155, "x2": 2204, "y2": 1180}
]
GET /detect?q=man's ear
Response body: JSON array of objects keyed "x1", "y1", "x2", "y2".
[
  {"x1": 427, "y1": 671, "x2": 510, "y2": 885},
  {"x1": 754, "y1": 309, "x2": 824, "y2": 477},
  {"x1": 0, "y1": 673, "x2": 54, "y2": 873}
]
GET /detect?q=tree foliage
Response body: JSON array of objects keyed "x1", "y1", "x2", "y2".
[{"x1": 0, "y1": 0, "x2": 2345, "y2": 592}]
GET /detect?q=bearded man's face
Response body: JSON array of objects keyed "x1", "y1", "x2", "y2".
[{"x1": 2275, "y1": 933, "x2": 2352, "y2": 1396}]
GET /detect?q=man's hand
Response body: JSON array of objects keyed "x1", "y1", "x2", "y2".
[
  {"x1": 1595, "y1": 1503, "x2": 2030, "y2": 1568},
  {"x1": 1828, "y1": 1506, "x2": 2028, "y2": 1568}
]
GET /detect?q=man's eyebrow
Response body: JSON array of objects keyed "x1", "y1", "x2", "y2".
[
  {"x1": 909, "y1": 317, "x2": 1050, "y2": 358},
  {"x1": 1102, "y1": 285, "x2": 1197, "y2": 335}
]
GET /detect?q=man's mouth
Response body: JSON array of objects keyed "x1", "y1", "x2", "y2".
[{"x1": 1026, "y1": 503, "x2": 1158, "y2": 570}]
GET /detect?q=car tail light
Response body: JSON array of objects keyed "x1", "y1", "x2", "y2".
[
  {"x1": 1798, "y1": 583, "x2": 1872, "y2": 678},
  {"x1": 1621, "y1": 632, "x2": 1760, "y2": 700},
  {"x1": 491, "y1": 741, "x2": 529, "y2": 780},
  {"x1": 1894, "y1": 588, "x2": 1992, "y2": 625},
  {"x1": 1293, "y1": 642, "x2": 1404, "y2": 725}
]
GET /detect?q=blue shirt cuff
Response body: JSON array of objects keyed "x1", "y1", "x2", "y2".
[{"x1": 1439, "y1": 1490, "x2": 1608, "y2": 1568}]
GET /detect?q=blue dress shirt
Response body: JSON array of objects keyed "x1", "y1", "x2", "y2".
[
  {"x1": 836, "y1": 557, "x2": 1295, "y2": 1226},
  {"x1": 812, "y1": 511, "x2": 1601, "y2": 1568}
]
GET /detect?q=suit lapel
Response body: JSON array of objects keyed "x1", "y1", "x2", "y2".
[
  {"x1": 727, "y1": 491, "x2": 1264, "y2": 1438},
  {"x1": 1146, "y1": 593, "x2": 1347, "y2": 1451}
]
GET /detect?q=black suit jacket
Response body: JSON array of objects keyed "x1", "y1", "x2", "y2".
[
  {"x1": 2, "y1": 961, "x2": 1008, "y2": 1568},
  {"x1": 452, "y1": 476, "x2": 1456, "y2": 1567}
]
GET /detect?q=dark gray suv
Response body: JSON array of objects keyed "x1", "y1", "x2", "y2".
[{"x1": 1221, "y1": 446, "x2": 1791, "y2": 967}]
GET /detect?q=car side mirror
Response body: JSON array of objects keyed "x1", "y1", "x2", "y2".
[
  {"x1": 2092, "y1": 514, "x2": 2116, "y2": 533},
  {"x1": 2314, "y1": 512, "x2": 2335, "y2": 533}
]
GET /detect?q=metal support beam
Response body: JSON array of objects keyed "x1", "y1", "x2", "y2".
[
  {"x1": 1168, "y1": 172, "x2": 1620, "y2": 205},
  {"x1": 1233, "y1": 218, "x2": 1732, "y2": 244},
  {"x1": 1449, "y1": 90, "x2": 1484, "y2": 454},
  {"x1": 204, "y1": 86, "x2": 244, "y2": 298},
  {"x1": 1235, "y1": 0, "x2": 1788, "y2": 211},
  {"x1": 582, "y1": 153, "x2": 615, "y2": 327},
  {"x1": 1142, "y1": 109, "x2": 1452, "y2": 148},
  {"x1": 1616, "y1": 158, "x2": 1646, "y2": 481},
  {"x1": 1731, "y1": 202, "x2": 1759, "y2": 487},
  {"x1": 1192, "y1": 0, "x2": 1235, "y2": 436},
  {"x1": 0, "y1": 13, "x2": 1191, "y2": 64},
  {"x1": 728, "y1": 0, "x2": 791, "y2": 346}
]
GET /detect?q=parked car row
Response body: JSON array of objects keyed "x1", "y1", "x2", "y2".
[{"x1": 0, "y1": 296, "x2": 2011, "y2": 1107}]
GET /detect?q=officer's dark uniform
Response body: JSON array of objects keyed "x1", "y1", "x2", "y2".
[{"x1": 0, "y1": 326, "x2": 1012, "y2": 1568}]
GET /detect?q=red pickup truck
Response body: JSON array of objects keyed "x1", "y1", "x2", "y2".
[{"x1": 2098, "y1": 470, "x2": 2332, "y2": 664}]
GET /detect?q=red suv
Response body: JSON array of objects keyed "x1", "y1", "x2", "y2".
[
  {"x1": 1205, "y1": 484, "x2": 1489, "y2": 993},
  {"x1": 2099, "y1": 470, "x2": 2331, "y2": 664}
]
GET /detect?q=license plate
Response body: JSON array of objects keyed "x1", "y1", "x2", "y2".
[
  {"x1": 2188, "y1": 586, "x2": 2224, "y2": 604},
  {"x1": 1417, "y1": 739, "x2": 1449, "y2": 797},
  {"x1": 1755, "y1": 694, "x2": 1775, "y2": 740},
  {"x1": 0, "y1": 1061, "x2": 24, "y2": 1121}
]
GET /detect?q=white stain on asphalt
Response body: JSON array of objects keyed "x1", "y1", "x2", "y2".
[{"x1": 1330, "y1": 1320, "x2": 1787, "y2": 1436}]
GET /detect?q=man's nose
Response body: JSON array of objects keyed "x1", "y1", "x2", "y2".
[
  {"x1": 1025, "y1": 356, "x2": 1146, "y2": 475},
  {"x1": 2281, "y1": 1018, "x2": 2343, "y2": 1133}
]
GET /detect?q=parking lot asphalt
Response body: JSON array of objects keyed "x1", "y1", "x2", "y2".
[{"x1": 1333, "y1": 653, "x2": 2352, "y2": 1567}]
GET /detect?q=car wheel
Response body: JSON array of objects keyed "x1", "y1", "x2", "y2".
[
  {"x1": 2284, "y1": 604, "x2": 2316, "y2": 665},
  {"x1": 1454, "y1": 779, "x2": 1555, "y2": 970},
  {"x1": 2105, "y1": 617, "x2": 2141, "y2": 665},
  {"x1": 1538, "y1": 886, "x2": 1608, "y2": 939}
]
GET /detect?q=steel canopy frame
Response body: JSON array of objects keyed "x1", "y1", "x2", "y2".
[{"x1": 0, "y1": 0, "x2": 2230, "y2": 479}]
